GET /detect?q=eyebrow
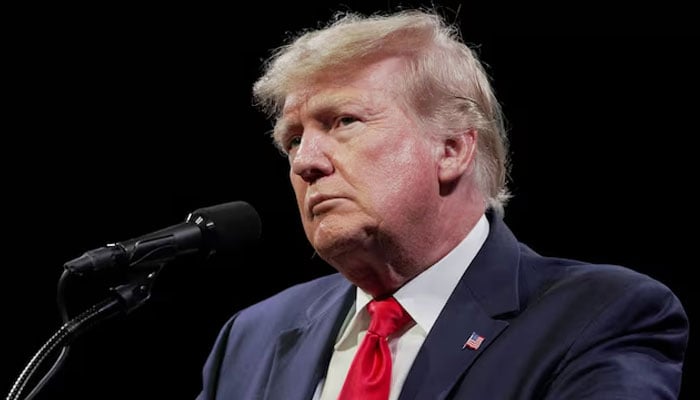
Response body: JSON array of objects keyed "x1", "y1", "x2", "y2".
[{"x1": 273, "y1": 93, "x2": 375, "y2": 147}]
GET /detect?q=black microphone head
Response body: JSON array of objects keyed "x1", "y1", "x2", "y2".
[{"x1": 187, "y1": 201, "x2": 261, "y2": 254}]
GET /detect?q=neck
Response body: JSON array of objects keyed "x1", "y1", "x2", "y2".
[{"x1": 328, "y1": 199, "x2": 486, "y2": 298}]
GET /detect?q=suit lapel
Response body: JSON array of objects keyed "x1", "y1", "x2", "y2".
[
  {"x1": 264, "y1": 279, "x2": 355, "y2": 400},
  {"x1": 399, "y1": 214, "x2": 523, "y2": 400},
  {"x1": 398, "y1": 282, "x2": 510, "y2": 400}
]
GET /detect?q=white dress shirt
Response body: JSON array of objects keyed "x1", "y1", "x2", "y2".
[{"x1": 313, "y1": 214, "x2": 489, "y2": 400}]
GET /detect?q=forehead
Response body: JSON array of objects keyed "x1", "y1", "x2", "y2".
[
  {"x1": 281, "y1": 89, "x2": 370, "y2": 119},
  {"x1": 273, "y1": 87, "x2": 381, "y2": 146},
  {"x1": 281, "y1": 56, "x2": 407, "y2": 117}
]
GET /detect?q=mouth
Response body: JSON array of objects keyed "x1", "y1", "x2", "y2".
[{"x1": 307, "y1": 193, "x2": 344, "y2": 215}]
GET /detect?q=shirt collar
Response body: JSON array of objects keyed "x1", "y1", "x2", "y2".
[
  {"x1": 394, "y1": 213, "x2": 489, "y2": 334},
  {"x1": 335, "y1": 213, "x2": 490, "y2": 347}
]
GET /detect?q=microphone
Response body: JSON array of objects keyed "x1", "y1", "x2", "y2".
[{"x1": 64, "y1": 201, "x2": 261, "y2": 273}]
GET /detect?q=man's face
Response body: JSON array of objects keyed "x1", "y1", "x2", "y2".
[{"x1": 276, "y1": 58, "x2": 440, "y2": 264}]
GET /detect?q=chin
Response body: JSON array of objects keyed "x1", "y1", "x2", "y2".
[{"x1": 308, "y1": 218, "x2": 371, "y2": 261}]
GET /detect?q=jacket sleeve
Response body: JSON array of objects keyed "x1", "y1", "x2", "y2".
[
  {"x1": 196, "y1": 313, "x2": 239, "y2": 400},
  {"x1": 545, "y1": 278, "x2": 689, "y2": 399}
]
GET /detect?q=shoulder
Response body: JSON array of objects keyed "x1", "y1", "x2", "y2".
[
  {"x1": 582, "y1": 264, "x2": 676, "y2": 301},
  {"x1": 226, "y1": 272, "x2": 350, "y2": 332},
  {"x1": 518, "y1": 250, "x2": 688, "y2": 343},
  {"x1": 243, "y1": 273, "x2": 349, "y2": 313},
  {"x1": 520, "y1": 246, "x2": 678, "y2": 305}
]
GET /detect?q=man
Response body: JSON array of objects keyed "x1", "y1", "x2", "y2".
[{"x1": 198, "y1": 10, "x2": 688, "y2": 399}]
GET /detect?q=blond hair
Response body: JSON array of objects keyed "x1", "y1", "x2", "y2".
[{"x1": 253, "y1": 10, "x2": 511, "y2": 214}]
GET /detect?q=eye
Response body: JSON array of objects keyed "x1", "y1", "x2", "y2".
[
  {"x1": 335, "y1": 116, "x2": 358, "y2": 128},
  {"x1": 286, "y1": 136, "x2": 302, "y2": 152}
]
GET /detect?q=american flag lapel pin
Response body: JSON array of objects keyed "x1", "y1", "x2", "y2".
[{"x1": 462, "y1": 331, "x2": 485, "y2": 350}]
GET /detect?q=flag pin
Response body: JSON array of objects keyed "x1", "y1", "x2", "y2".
[{"x1": 462, "y1": 331, "x2": 485, "y2": 350}]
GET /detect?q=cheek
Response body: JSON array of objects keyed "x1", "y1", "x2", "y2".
[{"x1": 362, "y1": 137, "x2": 435, "y2": 204}]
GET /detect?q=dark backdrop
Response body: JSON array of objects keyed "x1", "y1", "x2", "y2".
[{"x1": 4, "y1": 1, "x2": 697, "y2": 399}]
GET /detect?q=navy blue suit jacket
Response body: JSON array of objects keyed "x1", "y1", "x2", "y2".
[{"x1": 197, "y1": 214, "x2": 688, "y2": 399}]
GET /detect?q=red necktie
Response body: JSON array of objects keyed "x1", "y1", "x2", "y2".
[{"x1": 338, "y1": 297, "x2": 412, "y2": 400}]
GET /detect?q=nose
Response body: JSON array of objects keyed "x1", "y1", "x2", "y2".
[{"x1": 291, "y1": 130, "x2": 334, "y2": 183}]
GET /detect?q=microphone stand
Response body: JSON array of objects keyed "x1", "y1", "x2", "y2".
[{"x1": 6, "y1": 267, "x2": 162, "y2": 400}]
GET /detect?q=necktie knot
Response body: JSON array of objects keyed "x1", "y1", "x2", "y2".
[{"x1": 367, "y1": 297, "x2": 412, "y2": 338}]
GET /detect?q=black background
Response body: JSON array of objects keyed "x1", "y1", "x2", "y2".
[{"x1": 4, "y1": 1, "x2": 697, "y2": 399}]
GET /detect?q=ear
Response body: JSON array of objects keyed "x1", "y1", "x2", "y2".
[{"x1": 437, "y1": 128, "x2": 477, "y2": 184}]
